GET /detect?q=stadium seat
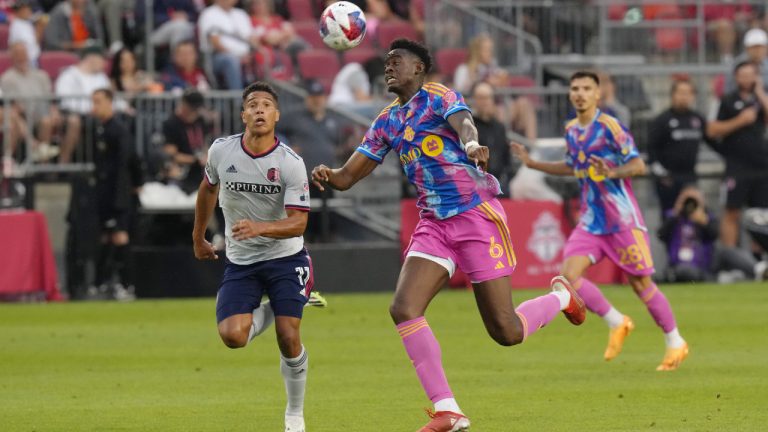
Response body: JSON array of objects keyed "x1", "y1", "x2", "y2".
[
  {"x1": 0, "y1": 24, "x2": 8, "y2": 51},
  {"x1": 39, "y1": 51, "x2": 79, "y2": 81},
  {"x1": 343, "y1": 47, "x2": 379, "y2": 65},
  {"x1": 0, "y1": 52, "x2": 11, "y2": 75},
  {"x1": 293, "y1": 21, "x2": 326, "y2": 49},
  {"x1": 270, "y1": 50, "x2": 295, "y2": 81},
  {"x1": 435, "y1": 48, "x2": 467, "y2": 78},
  {"x1": 506, "y1": 74, "x2": 540, "y2": 106},
  {"x1": 376, "y1": 20, "x2": 421, "y2": 49},
  {"x1": 287, "y1": 0, "x2": 315, "y2": 21},
  {"x1": 297, "y1": 49, "x2": 340, "y2": 91}
]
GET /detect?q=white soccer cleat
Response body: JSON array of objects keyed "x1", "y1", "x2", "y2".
[{"x1": 285, "y1": 415, "x2": 305, "y2": 432}]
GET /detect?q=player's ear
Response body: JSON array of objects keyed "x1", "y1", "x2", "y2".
[{"x1": 275, "y1": 108, "x2": 280, "y2": 123}]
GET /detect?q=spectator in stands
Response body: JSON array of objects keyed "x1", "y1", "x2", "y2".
[
  {"x1": 90, "y1": 88, "x2": 138, "y2": 300},
  {"x1": 725, "y1": 28, "x2": 768, "y2": 93},
  {"x1": 43, "y1": 0, "x2": 104, "y2": 51},
  {"x1": 161, "y1": 89, "x2": 212, "y2": 193},
  {"x1": 198, "y1": 0, "x2": 257, "y2": 90},
  {"x1": 328, "y1": 56, "x2": 385, "y2": 117},
  {"x1": 96, "y1": 0, "x2": 134, "y2": 52},
  {"x1": 659, "y1": 185, "x2": 768, "y2": 282},
  {"x1": 0, "y1": 42, "x2": 59, "y2": 161},
  {"x1": 700, "y1": 3, "x2": 753, "y2": 62},
  {"x1": 109, "y1": 47, "x2": 160, "y2": 98},
  {"x1": 247, "y1": 0, "x2": 307, "y2": 73},
  {"x1": 160, "y1": 40, "x2": 211, "y2": 92},
  {"x1": 598, "y1": 71, "x2": 631, "y2": 127},
  {"x1": 648, "y1": 79, "x2": 707, "y2": 218},
  {"x1": 707, "y1": 61, "x2": 768, "y2": 248},
  {"x1": 453, "y1": 34, "x2": 508, "y2": 95},
  {"x1": 55, "y1": 46, "x2": 111, "y2": 163},
  {"x1": 8, "y1": 0, "x2": 41, "y2": 65},
  {"x1": 134, "y1": 0, "x2": 198, "y2": 52},
  {"x1": 470, "y1": 81, "x2": 514, "y2": 195}
]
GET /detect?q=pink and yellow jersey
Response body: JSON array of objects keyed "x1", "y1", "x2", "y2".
[
  {"x1": 356, "y1": 82, "x2": 501, "y2": 219},
  {"x1": 564, "y1": 110, "x2": 646, "y2": 234}
]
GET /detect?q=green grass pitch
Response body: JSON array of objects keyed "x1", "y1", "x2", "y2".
[{"x1": 1, "y1": 282, "x2": 767, "y2": 431}]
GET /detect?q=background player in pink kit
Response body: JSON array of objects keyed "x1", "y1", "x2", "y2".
[
  {"x1": 512, "y1": 71, "x2": 689, "y2": 371},
  {"x1": 312, "y1": 39, "x2": 586, "y2": 432}
]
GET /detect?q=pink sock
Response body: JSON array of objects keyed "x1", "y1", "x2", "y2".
[
  {"x1": 575, "y1": 278, "x2": 612, "y2": 316},
  {"x1": 636, "y1": 283, "x2": 677, "y2": 332},
  {"x1": 515, "y1": 293, "x2": 561, "y2": 341},
  {"x1": 397, "y1": 317, "x2": 453, "y2": 403}
]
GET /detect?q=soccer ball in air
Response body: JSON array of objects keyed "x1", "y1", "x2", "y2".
[{"x1": 319, "y1": 1, "x2": 367, "y2": 51}]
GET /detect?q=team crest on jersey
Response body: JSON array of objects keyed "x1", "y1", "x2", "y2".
[
  {"x1": 421, "y1": 135, "x2": 444, "y2": 157},
  {"x1": 267, "y1": 167, "x2": 280, "y2": 182},
  {"x1": 404, "y1": 126, "x2": 415, "y2": 142}
]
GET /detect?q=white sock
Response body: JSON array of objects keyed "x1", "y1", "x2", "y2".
[
  {"x1": 434, "y1": 397, "x2": 462, "y2": 414},
  {"x1": 550, "y1": 290, "x2": 571, "y2": 310},
  {"x1": 601, "y1": 307, "x2": 625, "y2": 328},
  {"x1": 664, "y1": 328, "x2": 685, "y2": 349},
  {"x1": 281, "y1": 346, "x2": 308, "y2": 417},
  {"x1": 247, "y1": 302, "x2": 275, "y2": 343}
]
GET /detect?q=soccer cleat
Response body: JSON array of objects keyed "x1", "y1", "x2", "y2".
[
  {"x1": 550, "y1": 276, "x2": 586, "y2": 325},
  {"x1": 307, "y1": 291, "x2": 327, "y2": 308},
  {"x1": 656, "y1": 342, "x2": 689, "y2": 371},
  {"x1": 285, "y1": 415, "x2": 305, "y2": 432},
  {"x1": 418, "y1": 410, "x2": 470, "y2": 432},
  {"x1": 604, "y1": 315, "x2": 634, "y2": 361}
]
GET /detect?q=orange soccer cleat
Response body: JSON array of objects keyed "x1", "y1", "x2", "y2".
[
  {"x1": 551, "y1": 276, "x2": 586, "y2": 325},
  {"x1": 418, "y1": 410, "x2": 470, "y2": 432},
  {"x1": 656, "y1": 342, "x2": 690, "y2": 371},
  {"x1": 604, "y1": 315, "x2": 635, "y2": 361}
]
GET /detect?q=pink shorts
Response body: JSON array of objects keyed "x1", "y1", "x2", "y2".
[
  {"x1": 406, "y1": 199, "x2": 516, "y2": 283},
  {"x1": 563, "y1": 227, "x2": 655, "y2": 276}
]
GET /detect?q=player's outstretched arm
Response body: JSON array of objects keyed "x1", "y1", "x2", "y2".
[
  {"x1": 589, "y1": 155, "x2": 646, "y2": 179},
  {"x1": 232, "y1": 209, "x2": 308, "y2": 241},
  {"x1": 311, "y1": 151, "x2": 379, "y2": 191},
  {"x1": 447, "y1": 110, "x2": 489, "y2": 171},
  {"x1": 511, "y1": 142, "x2": 573, "y2": 176},
  {"x1": 193, "y1": 179, "x2": 220, "y2": 260}
]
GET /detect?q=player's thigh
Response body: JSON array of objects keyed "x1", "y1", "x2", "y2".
[
  {"x1": 217, "y1": 313, "x2": 254, "y2": 347},
  {"x1": 561, "y1": 255, "x2": 593, "y2": 283},
  {"x1": 452, "y1": 200, "x2": 516, "y2": 284},
  {"x1": 390, "y1": 256, "x2": 449, "y2": 324},
  {"x1": 472, "y1": 277, "x2": 523, "y2": 342},
  {"x1": 274, "y1": 315, "x2": 303, "y2": 358},
  {"x1": 216, "y1": 262, "x2": 264, "y2": 326},
  {"x1": 562, "y1": 229, "x2": 603, "y2": 281},
  {"x1": 263, "y1": 250, "x2": 312, "y2": 320}
]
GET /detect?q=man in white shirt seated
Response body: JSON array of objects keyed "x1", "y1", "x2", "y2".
[
  {"x1": 198, "y1": 0, "x2": 257, "y2": 90},
  {"x1": 8, "y1": 0, "x2": 41, "y2": 65},
  {"x1": 54, "y1": 46, "x2": 111, "y2": 163}
]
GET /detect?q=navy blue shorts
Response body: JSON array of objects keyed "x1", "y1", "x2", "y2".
[{"x1": 216, "y1": 249, "x2": 314, "y2": 323}]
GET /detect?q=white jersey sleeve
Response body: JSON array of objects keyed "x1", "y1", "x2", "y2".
[
  {"x1": 204, "y1": 138, "x2": 223, "y2": 185},
  {"x1": 282, "y1": 151, "x2": 310, "y2": 212}
]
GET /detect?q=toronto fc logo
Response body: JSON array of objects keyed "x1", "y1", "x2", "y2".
[
  {"x1": 527, "y1": 211, "x2": 565, "y2": 262},
  {"x1": 267, "y1": 167, "x2": 280, "y2": 182}
]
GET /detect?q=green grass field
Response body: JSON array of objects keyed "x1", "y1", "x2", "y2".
[{"x1": 1, "y1": 282, "x2": 767, "y2": 431}]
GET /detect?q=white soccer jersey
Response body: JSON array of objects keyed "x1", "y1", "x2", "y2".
[{"x1": 205, "y1": 133, "x2": 310, "y2": 265}]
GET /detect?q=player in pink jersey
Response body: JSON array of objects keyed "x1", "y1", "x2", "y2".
[
  {"x1": 513, "y1": 71, "x2": 689, "y2": 371},
  {"x1": 312, "y1": 39, "x2": 586, "y2": 432}
]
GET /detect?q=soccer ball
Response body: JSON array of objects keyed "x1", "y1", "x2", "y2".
[{"x1": 319, "y1": 1, "x2": 367, "y2": 51}]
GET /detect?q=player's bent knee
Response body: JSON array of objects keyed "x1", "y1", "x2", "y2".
[
  {"x1": 389, "y1": 301, "x2": 421, "y2": 324},
  {"x1": 487, "y1": 320, "x2": 524, "y2": 346},
  {"x1": 219, "y1": 330, "x2": 248, "y2": 349}
]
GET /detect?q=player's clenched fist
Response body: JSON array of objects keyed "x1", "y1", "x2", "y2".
[
  {"x1": 311, "y1": 164, "x2": 333, "y2": 191},
  {"x1": 467, "y1": 145, "x2": 489, "y2": 171},
  {"x1": 589, "y1": 155, "x2": 614, "y2": 178},
  {"x1": 193, "y1": 239, "x2": 219, "y2": 260},
  {"x1": 232, "y1": 219, "x2": 264, "y2": 240},
  {"x1": 510, "y1": 142, "x2": 532, "y2": 167}
]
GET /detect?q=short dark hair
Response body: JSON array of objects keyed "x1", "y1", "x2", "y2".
[
  {"x1": 93, "y1": 88, "x2": 113, "y2": 101},
  {"x1": 389, "y1": 38, "x2": 432, "y2": 74},
  {"x1": 734, "y1": 60, "x2": 756, "y2": 74},
  {"x1": 570, "y1": 71, "x2": 600, "y2": 85},
  {"x1": 242, "y1": 81, "x2": 279, "y2": 107},
  {"x1": 181, "y1": 88, "x2": 204, "y2": 109}
]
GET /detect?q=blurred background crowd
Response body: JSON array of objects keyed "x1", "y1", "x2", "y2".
[{"x1": 2, "y1": 0, "x2": 768, "y2": 301}]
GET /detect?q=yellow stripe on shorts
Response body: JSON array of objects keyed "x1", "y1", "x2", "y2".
[{"x1": 479, "y1": 203, "x2": 516, "y2": 267}]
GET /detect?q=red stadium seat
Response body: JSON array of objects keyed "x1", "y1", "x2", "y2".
[
  {"x1": 435, "y1": 48, "x2": 467, "y2": 78},
  {"x1": 0, "y1": 52, "x2": 12, "y2": 75},
  {"x1": 39, "y1": 51, "x2": 79, "y2": 81},
  {"x1": 297, "y1": 49, "x2": 340, "y2": 91},
  {"x1": 294, "y1": 21, "x2": 326, "y2": 49},
  {"x1": 0, "y1": 24, "x2": 8, "y2": 51},
  {"x1": 287, "y1": 0, "x2": 315, "y2": 21},
  {"x1": 270, "y1": 50, "x2": 295, "y2": 81},
  {"x1": 376, "y1": 20, "x2": 420, "y2": 50},
  {"x1": 343, "y1": 47, "x2": 379, "y2": 65}
]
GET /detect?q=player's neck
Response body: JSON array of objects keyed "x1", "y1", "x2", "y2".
[
  {"x1": 243, "y1": 130, "x2": 275, "y2": 154},
  {"x1": 576, "y1": 107, "x2": 598, "y2": 127},
  {"x1": 396, "y1": 81, "x2": 424, "y2": 105}
]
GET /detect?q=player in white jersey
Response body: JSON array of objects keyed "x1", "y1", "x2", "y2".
[{"x1": 193, "y1": 82, "x2": 313, "y2": 432}]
